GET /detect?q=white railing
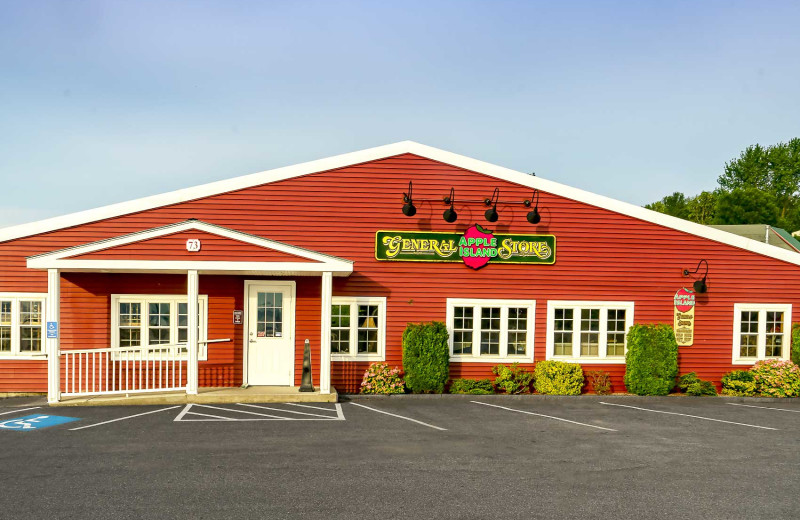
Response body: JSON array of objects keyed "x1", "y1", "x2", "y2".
[{"x1": 62, "y1": 344, "x2": 188, "y2": 397}]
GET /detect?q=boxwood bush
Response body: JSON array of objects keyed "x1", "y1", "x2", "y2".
[
  {"x1": 402, "y1": 321, "x2": 450, "y2": 393},
  {"x1": 449, "y1": 378, "x2": 494, "y2": 395},
  {"x1": 792, "y1": 323, "x2": 800, "y2": 367},
  {"x1": 686, "y1": 380, "x2": 717, "y2": 396},
  {"x1": 534, "y1": 360, "x2": 584, "y2": 395},
  {"x1": 623, "y1": 324, "x2": 678, "y2": 396},
  {"x1": 721, "y1": 370, "x2": 756, "y2": 396},
  {"x1": 493, "y1": 363, "x2": 534, "y2": 394}
]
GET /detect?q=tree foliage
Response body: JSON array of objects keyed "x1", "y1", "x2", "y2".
[{"x1": 645, "y1": 138, "x2": 800, "y2": 231}]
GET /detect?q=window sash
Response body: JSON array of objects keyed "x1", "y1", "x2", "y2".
[
  {"x1": 330, "y1": 298, "x2": 385, "y2": 359},
  {"x1": 447, "y1": 300, "x2": 535, "y2": 361},
  {"x1": 548, "y1": 302, "x2": 633, "y2": 362},
  {"x1": 0, "y1": 296, "x2": 46, "y2": 357},
  {"x1": 733, "y1": 305, "x2": 791, "y2": 363}
]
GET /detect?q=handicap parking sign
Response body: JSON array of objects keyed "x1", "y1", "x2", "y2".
[
  {"x1": 0, "y1": 414, "x2": 78, "y2": 431},
  {"x1": 46, "y1": 322, "x2": 58, "y2": 339}
]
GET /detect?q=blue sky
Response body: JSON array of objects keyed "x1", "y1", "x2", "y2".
[{"x1": 1, "y1": 0, "x2": 799, "y2": 227}]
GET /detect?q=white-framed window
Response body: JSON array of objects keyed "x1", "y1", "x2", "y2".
[
  {"x1": 111, "y1": 295, "x2": 209, "y2": 360},
  {"x1": 446, "y1": 299, "x2": 535, "y2": 362},
  {"x1": 330, "y1": 296, "x2": 386, "y2": 361},
  {"x1": 732, "y1": 303, "x2": 792, "y2": 364},
  {"x1": 546, "y1": 301, "x2": 634, "y2": 363},
  {"x1": 0, "y1": 293, "x2": 47, "y2": 359}
]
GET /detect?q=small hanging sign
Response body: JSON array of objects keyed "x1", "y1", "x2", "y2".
[
  {"x1": 233, "y1": 310, "x2": 243, "y2": 325},
  {"x1": 674, "y1": 288, "x2": 696, "y2": 346}
]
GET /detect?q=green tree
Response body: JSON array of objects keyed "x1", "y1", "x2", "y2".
[
  {"x1": 712, "y1": 187, "x2": 780, "y2": 226},
  {"x1": 686, "y1": 191, "x2": 717, "y2": 224},
  {"x1": 644, "y1": 192, "x2": 689, "y2": 219}
]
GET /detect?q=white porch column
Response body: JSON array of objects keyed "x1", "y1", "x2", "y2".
[
  {"x1": 186, "y1": 270, "x2": 199, "y2": 395},
  {"x1": 320, "y1": 271, "x2": 332, "y2": 394},
  {"x1": 46, "y1": 269, "x2": 60, "y2": 404}
]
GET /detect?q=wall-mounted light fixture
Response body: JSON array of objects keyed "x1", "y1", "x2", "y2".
[
  {"x1": 402, "y1": 181, "x2": 416, "y2": 217},
  {"x1": 524, "y1": 190, "x2": 541, "y2": 224},
  {"x1": 442, "y1": 187, "x2": 457, "y2": 223},
  {"x1": 484, "y1": 188, "x2": 500, "y2": 223},
  {"x1": 683, "y1": 259, "x2": 709, "y2": 293}
]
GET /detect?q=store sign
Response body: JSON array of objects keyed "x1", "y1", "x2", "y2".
[
  {"x1": 375, "y1": 224, "x2": 555, "y2": 270},
  {"x1": 673, "y1": 288, "x2": 696, "y2": 346}
]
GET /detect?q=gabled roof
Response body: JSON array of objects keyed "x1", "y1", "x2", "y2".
[
  {"x1": 5, "y1": 140, "x2": 800, "y2": 267},
  {"x1": 27, "y1": 220, "x2": 354, "y2": 276},
  {"x1": 710, "y1": 225, "x2": 800, "y2": 253}
]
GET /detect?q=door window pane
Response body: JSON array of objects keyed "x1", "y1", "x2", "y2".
[{"x1": 257, "y1": 292, "x2": 283, "y2": 338}]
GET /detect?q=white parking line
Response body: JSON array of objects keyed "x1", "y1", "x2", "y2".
[
  {"x1": 600, "y1": 402, "x2": 778, "y2": 430},
  {"x1": 350, "y1": 402, "x2": 447, "y2": 431},
  {"x1": 238, "y1": 403, "x2": 341, "y2": 419},
  {"x1": 70, "y1": 406, "x2": 181, "y2": 430},
  {"x1": 288, "y1": 403, "x2": 345, "y2": 420},
  {"x1": 727, "y1": 403, "x2": 800, "y2": 413},
  {"x1": 473, "y1": 401, "x2": 617, "y2": 432},
  {"x1": 0, "y1": 407, "x2": 40, "y2": 417}
]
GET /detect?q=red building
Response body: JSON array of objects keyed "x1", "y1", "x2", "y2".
[{"x1": 0, "y1": 141, "x2": 797, "y2": 402}]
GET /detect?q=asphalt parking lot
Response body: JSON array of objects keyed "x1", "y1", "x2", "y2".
[{"x1": 1, "y1": 395, "x2": 799, "y2": 519}]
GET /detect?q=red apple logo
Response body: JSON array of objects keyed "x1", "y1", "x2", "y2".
[{"x1": 462, "y1": 224, "x2": 495, "y2": 270}]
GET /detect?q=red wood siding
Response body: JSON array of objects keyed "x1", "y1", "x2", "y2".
[
  {"x1": 1, "y1": 153, "x2": 799, "y2": 393},
  {"x1": 72, "y1": 229, "x2": 314, "y2": 262}
]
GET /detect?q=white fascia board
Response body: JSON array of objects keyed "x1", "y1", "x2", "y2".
[
  {"x1": 28, "y1": 220, "x2": 353, "y2": 266},
  {"x1": 26, "y1": 258, "x2": 354, "y2": 275},
  {"x1": 4, "y1": 140, "x2": 800, "y2": 267}
]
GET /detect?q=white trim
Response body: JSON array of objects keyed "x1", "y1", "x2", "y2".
[
  {"x1": 242, "y1": 280, "x2": 297, "y2": 387},
  {"x1": 0, "y1": 292, "x2": 47, "y2": 359},
  {"x1": 4, "y1": 141, "x2": 800, "y2": 267},
  {"x1": 445, "y1": 298, "x2": 535, "y2": 363},
  {"x1": 110, "y1": 294, "x2": 209, "y2": 361},
  {"x1": 330, "y1": 296, "x2": 387, "y2": 362},
  {"x1": 320, "y1": 272, "x2": 333, "y2": 393},
  {"x1": 186, "y1": 270, "x2": 199, "y2": 395},
  {"x1": 46, "y1": 269, "x2": 60, "y2": 403},
  {"x1": 26, "y1": 220, "x2": 354, "y2": 275},
  {"x1": 545, "y1": 300, "x2": 635, "y2": 364},
  {"x1": 731, "y1": 303, "x2": 792, "y2": 365}
]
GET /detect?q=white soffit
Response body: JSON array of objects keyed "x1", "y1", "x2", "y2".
[{"x1": 3, "y1": 140, "x2": 800, "y2": 267}]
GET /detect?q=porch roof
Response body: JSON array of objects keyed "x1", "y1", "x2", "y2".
[{"x1": 26, "y1": 220, "x2": 354, "y2": 276}]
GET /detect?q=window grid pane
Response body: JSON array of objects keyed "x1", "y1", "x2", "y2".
[
  {"x1": 330, "y1": 304, "x2": 351, "y2": 354},
  {"x1": 357, "y1": 305, "x2": 379, "y2": 354},
  {"x1": 19, "y1": 301, "x2": 42, "y2": 352},
  {"x1": 479, "y1": 307, "x2": 500, "y2": 355},
  {"x1": 606, "y1": 309, "x2": 626, "y2": 356},
  {"x1": 0, "y1": 300, "x2": 11, "y2": 352},
  {"x1": 765, "y1": 311, "x2": 784, "y2": 357},
  {"x1": 453, "y1": 307, "x2": 474, "y2": 355},
  {"x1": 257, "y1": 292, "x2": 283, "y2": 338},
  {"x1": 507, "y1": 307, "x2": 527, "y2": 356},
  {"x1": 148, "y1": 302, "x2": 171, "y2": 345},
  {"x1": 739, "y1": 311, "x2": 759, "y2": 358},
  {"x1": 554, "y1": 308, "x2": 573, "y2": 356}
]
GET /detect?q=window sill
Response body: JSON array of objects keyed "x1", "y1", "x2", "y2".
[
  {"x1": 331, "y1": 354, "x2": 385, "y2": 362},
  {"x1": 0, "y1": 355, "x2": 47, "y2": 361},
  {"x1": 546, "y1": 356, "x2": 626, "y2": 364},
  {"x1": 450, "y1": 355, "x2": 534, "y2": 364},
  {"x1": 732, "y1": 356, "x2": 788, "y2": 365}
]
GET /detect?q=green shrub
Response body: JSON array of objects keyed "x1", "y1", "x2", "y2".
[
  {"x1": 492, "y1": 363, "x2": 534, "y2": 394},
  {"x1": 751, "y1": 359, "x2": 800, "y2": 397},
  {"x1": 792, "y1": 323, "x2": 800, "y2": 366},
  {"x1": 586, "y1": 370, "x2": 612, "y2": 395},
  {"x1": 623, "y1": 324, "x2": 679, "y2": 396},
  {"x1": 402, "y1": 321, "x2": 450, "y2": 393},
  {"x1": 721, "y1": 370, "x2": 756, "y2": 396},
  {"x1": 678, "y1": 372, "x2": 700, "y2": 392},
  {"x1": 360, "y1": 363, "x2": 405, "y2": 394},
  {"x1": 534, "y1": 360, "x2": 584, "y2": 395},
  {"x1": 686, "y1": 380, "x2": 717, "y2": 396},
  {"x1": 449, "y1": 378, "x2": 494, "y2": 395}
]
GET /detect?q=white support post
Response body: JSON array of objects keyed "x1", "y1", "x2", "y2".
[
  {"x1": 46, "y1": 269, "x2": 61, "y2": 404},
  {"x1": 186, "y1": 270, "x2": 199, "y2": 395},
  {"x1": 320, "y1": 271, "x2": 332, "y2": 394}
]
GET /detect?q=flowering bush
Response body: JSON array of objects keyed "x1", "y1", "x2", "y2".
[
  {"x1": 750, "y1": 359, "x2": 800, "y2": 398},
  {"x1": 360, "y1": 363, "x2": 405, "y2": 395}
]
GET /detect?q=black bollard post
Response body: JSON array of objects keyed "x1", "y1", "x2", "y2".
[{"x1": 299, "y1": 339, "x2": 315, "y2": 392}]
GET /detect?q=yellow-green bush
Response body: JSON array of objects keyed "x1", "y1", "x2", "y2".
[{"x1": 533, "y1": 360, "x2": 584, "y2": 395}]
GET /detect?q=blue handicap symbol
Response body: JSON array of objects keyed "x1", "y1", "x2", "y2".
[
  {"x1": 46, "y1": 322, "x2": 58, "y2": 339},
  {"x1": 0, "y1": 414, "x2": 79, "y2": 431}
]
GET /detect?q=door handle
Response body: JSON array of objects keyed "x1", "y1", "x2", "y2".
[{"x1": 249, "y1": 339, "x2": 257, "y2": 343}]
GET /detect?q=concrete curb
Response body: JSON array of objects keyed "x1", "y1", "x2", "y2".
[{"x1": 340, "y1": 393, "x2": 800, "y2": 404}]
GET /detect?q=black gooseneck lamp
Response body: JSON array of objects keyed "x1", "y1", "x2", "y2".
[
  {"x1": 524, "y1": 189, "x2": 541, "y2": 224},
  {"x1": 683, "y1": 259, "x2": 709, "y2": 293},
  {"x1": 484, "y1": 188, "x2": 500, "y2": 223},
  {"x1": 402, "y1": 181, "x2": 416, "y2": 217},
  {"x1": 442, "y1": 187, "x2": 457, "y2": 223}
]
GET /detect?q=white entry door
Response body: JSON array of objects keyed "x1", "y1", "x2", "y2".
[{"x1": 246, "y1": 282, "x2": 295, "y2": 386}]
